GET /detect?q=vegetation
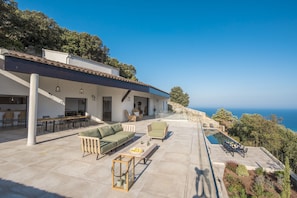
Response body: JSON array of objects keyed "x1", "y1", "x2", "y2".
[
  {"x1": 281, "y1": 156, "x2": 291, "y2": 198},
  {"x1": 236, "y1": 164, "x2": 249, "y2": 177},
  {"x1": 0, "y1": 0, "x2": 137, "y2": 80},
  {"x1": 224, "y1": 161, "x2": 297, "y2": 197},
  {"x1": 212, "y1": 108, "x2": 297, "y2": 173},
  {"x1": 255, "y1": 167, "x2": 264, "y2": 176},
  {"x1": 169, "y1": 86, "x2": 189, "y2": 107},
  {"x1": 211, "y1": 108, "x2": 237, "y2": 131}
]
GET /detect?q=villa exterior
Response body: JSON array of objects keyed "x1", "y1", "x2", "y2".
[{"x1": 0, "y1": 48, "x2": 169, "y2": 144}]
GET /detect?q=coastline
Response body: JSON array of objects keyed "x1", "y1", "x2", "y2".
[{"x1": 193, "y1": 107, "x2": 297, "y2": 132}]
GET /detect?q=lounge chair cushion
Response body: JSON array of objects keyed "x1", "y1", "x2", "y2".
[
  {"x1": 111, "y1": 123, "x2": 123, "y2": 133},
  {"x1": 148, "y1": 130, "x2": 165, "y2": 138},
  {"x1": 98, "y1": 125, "x2": 114, "y2": 138},
  {"x1": 101, "y1": 134, "x2": 129, "y2": 145},
  {"x1": 116, "y1": 131, "x2": 135, "y2": 139},
  {"x1": 100, "y1": 141, "x2": 117, "y2": 153},
  {"x1": 79, "y1": 128, "x2": 101, "y2": 139}
]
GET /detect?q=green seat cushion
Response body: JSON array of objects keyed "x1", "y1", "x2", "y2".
[
  {"x1": 98, "y1": 125, "x2": 114, "y2": 138},
  {"x1": 79, "y1": 128, "x2": 101, "y2": 139},
  {"x1": 111, "y1": 123, "x2": 123, "y2": 133},
  {"x1": 116, "y1": 131, "x2": 135, "y2": 139},
  {"x1": 148, "y1": 130, "x2": 164, "y2": 138},
  {"x1": 151, "y1": 121, "x2": 167, "y2": 130},
  {"x1": 101, "y1": 134, "x2": 129, "y2": 145},
  {"x1": 100, "y1": 141, "x2": 117, "y2": 154}
]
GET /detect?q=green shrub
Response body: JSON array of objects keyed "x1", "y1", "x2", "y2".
[
  {"x1": 226, "y1": 173, "x2": 234, "y2": 184},
  {"x1": 255, "y1": 167, "x2": 264, "y2": 175},
  {"x1": 275, "y1": 170, "x2": 284, "y2": 186},
  {"x1": 226, "y1": 161, "x2": 238, "y2": 173},
  {"x1": 239, "y1": 188, "x2": 248, "y2": 198},
  {"x1": 236, "y1": 164, "x2": 249, "y2": 177}
]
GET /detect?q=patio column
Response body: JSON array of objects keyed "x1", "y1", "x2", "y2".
[{"x1": 27, "y1": 73, "x2": 39, "y2": 146}]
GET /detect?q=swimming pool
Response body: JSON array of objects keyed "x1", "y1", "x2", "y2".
[{"x1": 204, "y1": 129, "x2": 235, "y2": 144}]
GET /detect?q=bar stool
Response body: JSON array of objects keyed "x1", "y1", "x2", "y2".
[{"x1": 2, "y1": 111, "x2": 14, "y2": 127}]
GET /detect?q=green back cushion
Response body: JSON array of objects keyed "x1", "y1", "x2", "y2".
[
  {"x1": 79, "y1": 128, "x2": 101, "y2": 139},
  {"x1": 111, "y1": 123, "x2": 123, "y2": 133},
  {"x1": 98, "y1": 125, "x2": 114, "y2": 138},
  {"x1": 151, "y1": 122, "x2": 167, "y2": 130}
]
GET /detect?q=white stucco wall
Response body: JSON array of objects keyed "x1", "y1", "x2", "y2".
[
  {"x1": 0, "y1": 73, "x2": 29, "y2": 96},
  {"x1": 42, "y1": 49, "x2": 68, "y2": 64},
  {"x1": 38, "y1": 77, "x2": 98, "y2": 119},
  {"x1": 69, "y1": 57, "x2": 119, "y2": 76},
  {"x1": 42, "y1": 49, "x2": 119, "y2": 76},
  {"x1": 1, "y1": 70, "x2": 168, "y2": 122}
]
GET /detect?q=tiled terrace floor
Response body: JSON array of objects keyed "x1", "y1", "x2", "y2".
[
  {"x1": 0, "y1": 118, "x2": 284, "y2": 198},
  {"x1": 0, "y1": 118, "x2": 219, "y2": 198}
]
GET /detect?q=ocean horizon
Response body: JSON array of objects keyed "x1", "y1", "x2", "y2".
[{"x1": 193, "y1": 107, "x2": 297, "y2": 133}]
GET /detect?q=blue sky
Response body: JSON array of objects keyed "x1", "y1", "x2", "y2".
[{"x1": 18, "y1": 0, "x2": 297, "y2": 109}]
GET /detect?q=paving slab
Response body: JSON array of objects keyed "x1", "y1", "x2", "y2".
[{"x1": 0, "y1": 118, "x2": 219, "y2": 197}]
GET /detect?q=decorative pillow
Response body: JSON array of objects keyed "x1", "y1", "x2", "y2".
[
  {"x1": 134, "y1": 112, "x2": 139, "y2": 116},
  {"x1": 79, "y1": 128, "x2": 101, "y2": 139},
  {"x1": 111, "y1": 123, "x2": 123, "y2": 133},
  {"x1": 98, "y1": 125, "x2": 114, "y2": 138}
]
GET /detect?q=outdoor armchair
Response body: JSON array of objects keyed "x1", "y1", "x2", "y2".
[
  {"x1": 124, "y1": 110, "x2": 136, "y2": 122},
  {"x1": 132, "y1": 109, "x2": 143, "y2": 121},
  {"x1": 147, "y1": 121, "x2": 168, "y2": 141}
]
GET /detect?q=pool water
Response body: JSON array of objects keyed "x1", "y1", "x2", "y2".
[{"x1": 204, "y1": 129, "x2": 234, "y2": 144}]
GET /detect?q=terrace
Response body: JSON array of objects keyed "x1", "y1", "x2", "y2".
[{"x1": 0, "y1": 116, "x2": 285, "y2": 198}]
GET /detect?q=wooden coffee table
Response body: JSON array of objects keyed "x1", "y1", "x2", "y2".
[{"x1": 120, "y1": 140, "x2": 157, "y2": 164}]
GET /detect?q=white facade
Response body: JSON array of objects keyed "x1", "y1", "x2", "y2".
[
  {"x1": 0, "y1": 72, "x2": 168, "y2": 122},
  {"x1": 1, "y1": 48, "x2": 168, "y2": 124},
  {"x1": 42, "y1": 49, "x2": 119, "y2": 76}
]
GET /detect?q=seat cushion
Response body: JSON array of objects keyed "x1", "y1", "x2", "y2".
[
  {"x1": 100, "y1": 141, "x2": 117, "y2": 154},
  {"x1": 151, "y1": 121, "x2": 167, "y2": 130},
  {"x1": 116, "y1": 131, "x2": 135, "y2": 139},
  {"x1": 101, "y1": 134, "x2": 129, "y2": 145},
  {"x1": 98, "y1": 125, "x2": 114, "y2": 138},
  {"x1": 111, "y1": 123, "x2": 123, "y2": 133},
  {"x1": 79, "y1": 128, "x2": 101, "y2": 139},
  {"x1": 148, "y1": 129, "x2": 164, "y2": 138}
]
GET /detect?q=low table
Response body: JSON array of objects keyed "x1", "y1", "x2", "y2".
[{"x1": 119, "y1": 140, "x2": 157, "y2": 164}]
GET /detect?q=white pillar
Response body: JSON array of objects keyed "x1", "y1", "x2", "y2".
[{"x1": 27, "y1": 73, "x2": 39, "y2": 146}]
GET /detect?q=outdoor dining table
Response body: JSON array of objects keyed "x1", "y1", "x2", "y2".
[{"x1": 37, "y1": 115, "x2": 90, "y2": 132}]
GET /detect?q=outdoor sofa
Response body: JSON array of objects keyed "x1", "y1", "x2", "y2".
[
  {"x1": 78, "y1": 123, "x2": 135, "y2": 159},
  {"x1": 147, "y1": 121, "x2": 168, "y2": 141}
]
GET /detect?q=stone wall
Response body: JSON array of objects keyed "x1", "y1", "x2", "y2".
[{"x1": 168, "y1": 101, "x2": 219, "y2": 128}]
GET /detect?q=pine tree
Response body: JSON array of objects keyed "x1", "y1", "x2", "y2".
[{"x1": 281, "y1": 156, "x2": 291, "y2": 198}]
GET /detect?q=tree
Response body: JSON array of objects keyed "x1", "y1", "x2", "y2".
[
  {"x1": 105, "y1": 57, "x2": 137, "y2": 80},
  {"x1": 19, "y1": 10, "x2": 63, "y2": 53},
  {"x1": 61, "y1": 30, "x2": 109, "y2": 63},
  {"x1": 170, "y1": 86, "x2": 189, "y2": 107},
  {"x1": 0, "y1": 0, "x2": 137, "y2": 80},
  {"x1": 0, "y1": 0, "x2": 24, "y2": 50},
  {"x1": 211, "y1": 108, "x2": 237, "y2": 131},
  {"x1": 281, "y1": 156, "x2": 291, "y2": 198}
]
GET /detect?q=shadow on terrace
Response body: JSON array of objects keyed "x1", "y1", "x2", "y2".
[{"x1": 0, "y1": 178, "x2": 63, "y2": 197}]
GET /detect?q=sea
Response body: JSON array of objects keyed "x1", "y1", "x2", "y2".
[{"x1": 193, "y1": 107, "x2": 297, "y2": 133}]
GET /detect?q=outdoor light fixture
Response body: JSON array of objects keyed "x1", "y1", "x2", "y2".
[
  {"x1": 55, "y1": 80, "x2": 61, "y2": 92},
  {"x1": 79, "y1": 88, "x2": 84, "y2": 94},
  {"x1": 55, "y1": 85, "x2": 61, "y2": 92},
  {"x1": 91, "y1": 95, "x2": 96, "y2": 101}
]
